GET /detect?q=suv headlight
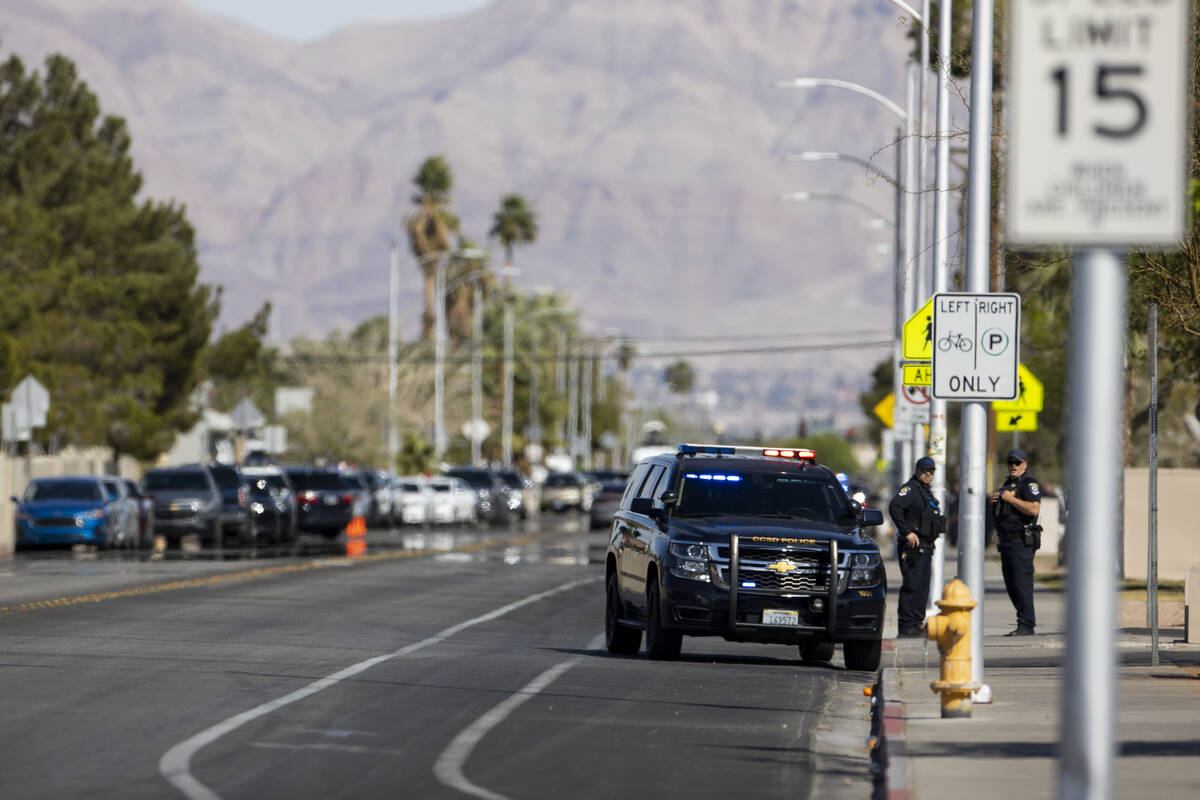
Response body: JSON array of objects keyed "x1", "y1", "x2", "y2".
[
  {"x1": 76, "y1": 508, "x2": 105, "y2": 525},
  {"x1": 668, "y1": 541, "x2": 711, "y2": 582},
  {"x1": 847, "y1": 552, "x2": 884, "y2": 588}
]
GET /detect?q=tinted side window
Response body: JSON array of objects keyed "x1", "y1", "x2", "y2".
[
  {"x1": 620, "y1": 464, "x2": 650, "y2": 509},
  {"x1": 637, "y1": 466, "x2": 665, "y2": 500}
]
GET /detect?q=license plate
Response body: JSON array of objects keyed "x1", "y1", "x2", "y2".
[
  {"x1": 324, "y1": 495, "x2": 339, "y2": 505},
  {"x1": 169, "y1": 503, "x2": 183, "y2": 511},
  {"x1": 762, "y1": 609, "x2": 799, "y2": 626}
]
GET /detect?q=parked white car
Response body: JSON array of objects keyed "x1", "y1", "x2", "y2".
[
  {"x1": 426, "y1": 476, "x2": 477, "y2": 524},
  {"x1": 391, "y1": 477, "x2": 432, "y2": 525}
]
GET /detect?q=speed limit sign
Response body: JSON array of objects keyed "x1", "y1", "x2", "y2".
[{"x1": 1007, "y1": 0, "x2": 1191, "y2": 246}]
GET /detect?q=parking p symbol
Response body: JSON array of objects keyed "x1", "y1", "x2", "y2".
[{"x1": 981, "y1": 328, "x2": 1009, "y2": 356}]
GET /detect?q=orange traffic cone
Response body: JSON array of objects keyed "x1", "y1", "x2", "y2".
[{"x1": 345, "y1": 516, "x2": 367, "y2": 557}]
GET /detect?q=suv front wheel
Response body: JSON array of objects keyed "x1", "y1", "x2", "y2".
[{"x1": 645, "y1": 580, "x2": 682, "y2": 661}]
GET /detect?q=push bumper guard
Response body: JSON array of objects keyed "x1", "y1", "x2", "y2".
[{"x1": 726, "y1": 534, "x2": 840, "y2": 637}]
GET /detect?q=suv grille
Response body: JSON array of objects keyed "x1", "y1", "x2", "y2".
[{"x1": 713, "y1": 542, "x2": 847, "y2": 594}]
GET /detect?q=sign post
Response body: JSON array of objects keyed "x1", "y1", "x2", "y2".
[{"x1": 1008, "y1": 1, "x2": 1189, "y2": 796}]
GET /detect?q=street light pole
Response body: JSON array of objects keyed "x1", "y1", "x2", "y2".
[
  {"x1": 502, "y1": 291, "x2": 515, "y2": 467},
  {"x1": 927, "y1": 0, "x2": 954, "y2": 617},
  {"x1": 471, "y1": 278, "x2": 484, "y2": 465},
  {"x1": 387, "y1": 242, "x2": 399, "y2": 475},
  {"x1": 433, "y1": 257, "x2": 448, "y2": 461}
]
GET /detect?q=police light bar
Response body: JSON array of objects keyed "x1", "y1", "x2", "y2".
[
  {"x1": 677, "y1": 443, "x2": 736, "y2": 455},
  {"x1": 678, "y1": 443, "x2": 816, "y2": 461},
  {"x1": 762, "y1": 447, "x2": 816, "y2": 461}
]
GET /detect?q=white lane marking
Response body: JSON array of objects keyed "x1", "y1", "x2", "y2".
[
  {"x1": 158, "y1": 577, "x2": 601, "y2": 800},
  {"x1": 433, "y1": 633, "x2": 606, "y2": 800}
]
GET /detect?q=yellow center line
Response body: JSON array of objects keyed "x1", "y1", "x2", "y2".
[{"x1": 0, "y1": 529, "x2": 563, "y2": 619}]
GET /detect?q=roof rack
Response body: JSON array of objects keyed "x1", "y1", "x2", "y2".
[{"x1": 676, "y1": 443, "x2": 816, "y2": 461}]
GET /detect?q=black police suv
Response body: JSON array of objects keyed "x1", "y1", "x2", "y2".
[{"x1": 604, "y1": 444, "x2": 887, "y2": 670}]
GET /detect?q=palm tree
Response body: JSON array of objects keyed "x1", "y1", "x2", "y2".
[
  {"x1": 488, "y1": 193, "x2": 538, "y2": 282},
  {"x1": 405, "y1": 156, "x2": 460, "y2": 340}
]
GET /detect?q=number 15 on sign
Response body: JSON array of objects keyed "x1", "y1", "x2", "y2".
[{"x1": 1007, "y1": 0, "x2": 1190, "y2": 246}]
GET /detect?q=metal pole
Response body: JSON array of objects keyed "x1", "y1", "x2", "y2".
[
  {"x1": 502, "y1": 295, "x2": 514, "y2": 467},
  {"x1": 1060, "y1": 249, "x2": 1124, "y2": 800},
  {"x1": 959, "y1": 0, "x2": 994, "y2": 701},
  {"x1": 1148, "y1": 304, "x2": 1159, "y2": 664},
  {"x1": 529, "y1": 328, "x2": 542, "y2": 451},
  {"x1": 567, "y1": 348, "x2": 580, "y2": 466},
  {"x1": 916, "y1": 0, "x2": 930, "y2": 300},
  {"x1": 582, "y1": 341, "x2": 594, "y2": 470},
  {"x1": 387, "y1": 243, "x2": 399, "y2": 475},
  {"x1": 471, "y1": 280, "x2": 484, "y2": 466},
  {"x1": 433, "y1": 258, "x2": 447, "y2": 461},
  {"x1": 927, "y1": 0, "x2": 953, "y2": 616},
  {"x1": 904, "y1": 61, "x2": 919, "y2": 318},
  {"x1": 892, "y1": 126, "x2": 906, "y2": 499},
  {"x1": 556, "y1": 328, "x2": 567, "y2": 446}
]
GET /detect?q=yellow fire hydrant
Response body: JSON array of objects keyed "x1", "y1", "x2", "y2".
[{"x1": 926, "y1": 578, "x2": 981, "y2": 718}]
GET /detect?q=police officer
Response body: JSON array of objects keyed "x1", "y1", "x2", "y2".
[
  {"x1": 888, "y1": 456, "x2": 943, "y2": 637},
  {"x1": 991, "y1": 448, "x2": 1042, "y2": 636}
]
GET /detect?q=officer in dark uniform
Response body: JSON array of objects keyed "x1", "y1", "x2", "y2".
[
  {"x1": 991, "y1": 448, "x2": 1042, "y2": 636},
  {"x1": 888, "y1": 456, "x2": 944, "y2": 637}
]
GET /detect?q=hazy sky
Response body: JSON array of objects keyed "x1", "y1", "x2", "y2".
[{"x1": 185, "y1": 0, "x2": 494, "y2": 42}]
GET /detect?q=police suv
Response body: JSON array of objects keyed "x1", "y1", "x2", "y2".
[{"x1": 604, "y1": 444, "x2": 887, "y2": 670}]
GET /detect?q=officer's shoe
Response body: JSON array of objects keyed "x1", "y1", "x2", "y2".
[
  {"x1": 897, "y1": 627, "x2": 924, "y2": 638},
  {"x1": 1004, "y1": 625, "x2": 1035, "y2": 637}
]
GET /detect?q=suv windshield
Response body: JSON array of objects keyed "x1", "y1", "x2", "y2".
[
  {"x1": 143, "y1": 471, "x2": 211, "y2": 492},
  {"x1": 674, "y1": 469, "x2": 852, "y2": 525}
]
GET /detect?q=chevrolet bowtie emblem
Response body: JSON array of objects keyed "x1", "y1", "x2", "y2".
[{"x1": 767, "y1": 560, "x2": 797, "y2": 574}]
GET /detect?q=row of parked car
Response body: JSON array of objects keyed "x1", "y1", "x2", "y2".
[{"x1": 12, "y1": 462, "x2": 632, "y2": 550}]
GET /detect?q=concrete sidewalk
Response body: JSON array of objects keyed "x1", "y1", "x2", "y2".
[{"x1": 878, "y1": 552, "x2": 1200, "y2": 799}]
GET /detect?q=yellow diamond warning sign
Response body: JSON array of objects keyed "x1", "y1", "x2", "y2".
[
  {"x1": 992, "y1": 363, "x2": 1044, "y2": 413},
  {"x1": 902, "y1": 297, "x2": 934, "y2": 361}
]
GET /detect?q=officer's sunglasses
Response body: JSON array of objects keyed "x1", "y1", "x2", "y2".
[
  {"x1": 918, "y1": 467, "x2": 935, "y2": 474},
  {"x1": 1007, "y1": 459, "x2": 1024, "y2": 466}
]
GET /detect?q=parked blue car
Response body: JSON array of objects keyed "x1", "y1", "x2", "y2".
[{"x1": 13, "y1": 476, "x2": 126, "y2": 549}]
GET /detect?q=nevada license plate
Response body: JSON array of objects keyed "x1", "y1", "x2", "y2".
[
  {"x1": 762, "y1": 609, "x2": 799, "y2": 626},
  {"x1": 324, "y1": 495, "x2": 339, "y2": 505}
]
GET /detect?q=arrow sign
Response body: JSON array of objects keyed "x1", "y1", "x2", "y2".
[{"x1": 996, "y1": 412, "x2": 1037, "y2": 432}]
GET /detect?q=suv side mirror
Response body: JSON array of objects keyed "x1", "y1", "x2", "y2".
[
  {"x1": 659, "y1": 490, "x2": 678, "y2": 505},
  {"x1": 860, "y1": 508, "x2": 884, "y2": 527},
  {"x1": 630, "y1": 497, "x2": 661, "y2": 519}
]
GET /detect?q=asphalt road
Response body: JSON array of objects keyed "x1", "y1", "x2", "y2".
[{"x1": 0, "y1": 514, "x2": 876, "y2": 799}]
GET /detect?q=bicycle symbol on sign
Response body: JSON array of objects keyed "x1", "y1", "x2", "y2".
[{"x1": 937, "y1": 331, "x2": 973, "y2": 352}]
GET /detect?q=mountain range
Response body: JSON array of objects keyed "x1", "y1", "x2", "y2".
[{"x1": 1, "y1": 0, "x2": 946, "y2": 435}]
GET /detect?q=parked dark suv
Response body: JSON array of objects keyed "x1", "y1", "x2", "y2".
[
  {"x1": 208, "y1": 462, "x2": 255, "y2": 544},
  {"x1": 604, "y1": 444, "x2": 886, "y2": 669},
  {"x1": 141, "y1": 465, "x2": 222, "y2": 545},
  {"x1": 285, "y1": 467, "x2": 359, "y2": 537}
]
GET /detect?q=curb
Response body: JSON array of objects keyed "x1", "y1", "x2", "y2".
[{"x1": 878, "y1": 665, "x2": 910, "y2": 800}]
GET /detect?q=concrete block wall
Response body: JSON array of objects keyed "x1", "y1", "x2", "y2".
[{"x1": 1123, "y1": 468, "x2": 1200, "y2": 582}]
